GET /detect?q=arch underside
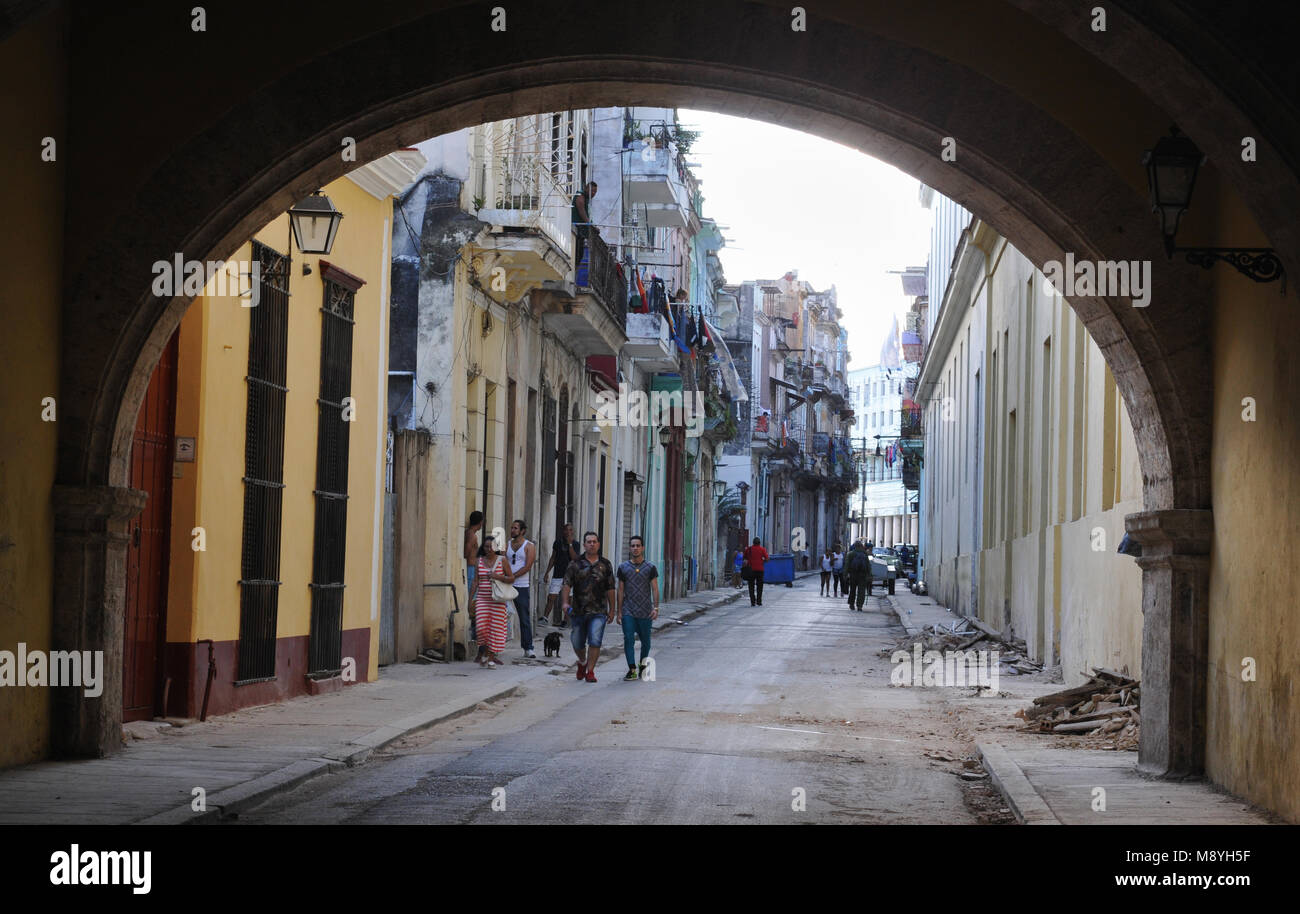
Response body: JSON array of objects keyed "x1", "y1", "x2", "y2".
[
  {"x1": 46, "y1": 0, "x2": 1300, "y2": 776},
  {"x1": 55, "y1": 1, "x2": 1249, "y2": 520}
]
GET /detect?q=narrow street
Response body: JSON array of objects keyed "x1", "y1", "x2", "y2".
[{"x1": 233, "y1": 577, "x2": 1010, "y2": 825}]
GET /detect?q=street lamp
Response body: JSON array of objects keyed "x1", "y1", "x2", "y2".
[
  {"x1": 713, "y1": 479, "x2": 727, "y2": 499},
  {"x1": 1142, "y1": 129, "x2": 1203, "y2": 254},
  {"x1": 289, "y1": 191, "x2": 344, "y2": 255},
  {"x1": 1142, "y1": 129, "x2": 1284, "y2": 286},
  {"x1": 658, "y1": 426, "x2": 673, "y2": 448}
]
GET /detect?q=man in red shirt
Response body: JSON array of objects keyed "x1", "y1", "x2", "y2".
[{"x1": 743, "y1": 537, "x2": 769, "y2": 606}]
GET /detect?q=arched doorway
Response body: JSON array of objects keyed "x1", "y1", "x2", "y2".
[{"x1": 33, "y1": 1, "x2": 1299, "y2": 799}]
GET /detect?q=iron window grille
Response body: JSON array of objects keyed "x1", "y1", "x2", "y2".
[
  {"x1": 308, "y1": 276, "x2": 358, "y2": 677},
  {"x1": 237, "y1": 240, "x2": 290, "y2": 683}
]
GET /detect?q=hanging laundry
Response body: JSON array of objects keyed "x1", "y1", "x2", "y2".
[
  {"x1": 635, "y1": 269, "x2": 650, "y2": 314},
  {"x1": 671, "y1": 304, "x2": 691, "y2": 354},
  {"x1": 659, "y1": 288, "x2": 677, "y2": 337},
  {"x1": 695, "y1": 307, "x2": 711, "y2": 351},
  {"x1": 649, "y1": 276, "x2": 668, "y2": 314}
]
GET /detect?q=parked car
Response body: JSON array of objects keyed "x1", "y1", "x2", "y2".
[
  {"x1": 869, "y1": 547, "x2": 900, "y2": 595},
  {"x1": 892, "y1": 543, "x2": 917, "y2": 575}
]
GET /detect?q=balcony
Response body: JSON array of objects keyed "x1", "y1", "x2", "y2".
[
  {"x1": 623, "y1": 311, "x2": 677, "y2": 372},
  {"x1": 901, "y1": 406, "x2": 922, "y2": 439},
  {"x1": 470, "y1": 161, "x2": 572, "y2": 303},
  {"x1": 625, "y1": 145, "x2": 690, "y2": 228},
  {"x1": 901, "y1": 455, "x2": 920, "y2": 491},
  {"x1": 903, "y1": 330, "x2": 924, "y2": 363},
  {"x1": 538, "y1": 231, "x2": 627, "y2": 357},
  {"x1": 702, "y1": 394, "x2": 738, "y2": 444}
]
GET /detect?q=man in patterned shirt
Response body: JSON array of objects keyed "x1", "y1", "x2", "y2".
[
  {"x1": 616, "y1": 535, "x2": 660, "y2": 681},
  {"x1": 561, "y1": 530, "x2": 617, "y2": 683}
]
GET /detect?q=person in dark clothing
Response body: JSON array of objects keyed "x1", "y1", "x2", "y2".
[
  {"x1": 844, "y1": 541, "x2": 872, "y2": 611},
  {"x1": 571, "y1": 181, "x2": 597, "y2": 267},
  {"x1": 743, "y1": 537, "x2": 768, "y2": 606},
  {"x1": 542, "y1": 523, "x2": 580, "y2": 627}
]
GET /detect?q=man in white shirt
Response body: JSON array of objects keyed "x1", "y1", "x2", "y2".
[{"x1": 506, "y1": 520, "x2": 538, "y2": 658}]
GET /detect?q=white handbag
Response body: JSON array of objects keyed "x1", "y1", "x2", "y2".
[{"x1": 490, "y1": 559, "x2": 518, "y2": 601}]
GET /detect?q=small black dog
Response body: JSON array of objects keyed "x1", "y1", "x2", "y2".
[{"x1": 543, "y1": 631, "x2": 562, "y2": 658}]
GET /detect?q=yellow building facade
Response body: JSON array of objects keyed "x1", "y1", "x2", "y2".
[{"x1": 150, "y1": 155, "x2": 423, "y2": 718}]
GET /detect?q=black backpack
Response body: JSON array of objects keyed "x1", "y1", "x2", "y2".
[{"x1": 847, "y1": 549, "x2": 869, "y2": 575}]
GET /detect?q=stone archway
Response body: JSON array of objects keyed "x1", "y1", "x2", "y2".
[{"x1": 48, "y1": 0, "x2": 1298, "y2": 774}]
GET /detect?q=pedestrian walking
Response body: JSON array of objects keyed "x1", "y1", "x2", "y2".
[
  {"x1": 616, "y1": 535, "x2": 660, "y2": 681},
  {"x1": 541, "y1": 523, "x2": 580, "y2": 627},
  {"x1": 732, "y1": 549, "x2": 744, "y2": 588},
  {"x1": 743, "y1": 537, "x2": 768, "y2": 606},
  {"x1": 831, "y1": 543, "x2": 845, "y2": 597},
  {"x1": 820, "y1": 547, "x2": 833, "y2": 596},
  {"x1": 844, "y1": 540, "x2": 872, "y2": 611},
  {"x1": 561, "y1": 531, "x2": 617, "y2": 682},
  {"x1": 506, "y1": 519, "x2": 538, "y2": 658},
  {"x1": 473, "y1": 534, "x2": 514, "y2": 667}
]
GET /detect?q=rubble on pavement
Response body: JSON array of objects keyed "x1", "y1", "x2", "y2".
[
  {"x1": 877, "y1": 616, "x2": 1045, "y2": 676},
  {"x1": 1014, "y1": 667, "x2": 1141, "y2": 750}
]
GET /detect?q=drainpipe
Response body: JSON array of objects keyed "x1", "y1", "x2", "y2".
[
  {"x1": 423, "y1": 583, "x2": 461, "y2": 660},
  {"x1": 196, "y1": 639, "x2": 217, "y2": 722},
  {"x1": 643, "y1": 420, "x2": 655, "y2": 566}
]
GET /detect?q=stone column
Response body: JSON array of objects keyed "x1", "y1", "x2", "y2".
[
  {"x1": 1125, "y1": 508, "x2": 1213, "y2": 778},
  {"x1": 51, "y1": 484, "x2": 147, "y2": 758}
]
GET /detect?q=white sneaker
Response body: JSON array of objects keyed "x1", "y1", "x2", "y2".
[{"x1": 525, "y1": 651, "x2": 536, "y2": 659}]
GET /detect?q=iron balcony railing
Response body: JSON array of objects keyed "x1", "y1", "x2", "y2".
[
  {"x1": 575, "y1": 231, "x2": 627, "y2": 332},
  {"x1": 481, "y1": 154, "x2": 573, "y2": 258},
  {"x1": 901, "y1": 407, "x2": 922, "y2": 439}
]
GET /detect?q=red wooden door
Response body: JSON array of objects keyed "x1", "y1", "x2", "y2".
[{"x1": 123, "y1": 332, "x2": 178, "y2": 721}]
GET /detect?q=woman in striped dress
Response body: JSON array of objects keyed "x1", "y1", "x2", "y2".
[{"x1": 474, "y1": 535, "x2": 513, "y2": 667}]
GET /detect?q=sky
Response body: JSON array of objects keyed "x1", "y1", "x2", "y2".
[{"x1": 680, "y1": 110, "x2": 931, "y2": 371}]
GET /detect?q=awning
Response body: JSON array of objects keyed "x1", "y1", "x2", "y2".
[{"x1": 704, "y1": 317, "x2": 748, "y2": 402}]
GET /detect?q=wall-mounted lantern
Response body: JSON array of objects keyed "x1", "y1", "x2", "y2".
[
  {"x1": 289, "y1": 191, "x2": 344, "y2": 255},
  {"x1": 1143, "y1": 129, "x2": 1284, "y2": 288}
]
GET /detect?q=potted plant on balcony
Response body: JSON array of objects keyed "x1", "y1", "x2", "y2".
[{"x1": 672, "y1": 127, "x2": 700, "y2": 155}]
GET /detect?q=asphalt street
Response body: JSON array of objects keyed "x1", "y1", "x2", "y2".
[{"x1": 232, "y1": 577, "x2": 989, "y2": 824}]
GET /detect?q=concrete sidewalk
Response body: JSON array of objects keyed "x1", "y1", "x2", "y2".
[
  {"x1": 882, "y1": 586, "x2": 1278, "y2": 825},
  {"x1": 977, "y1": 744, "x2": 1277, "y2": 824},
  {"x1": 0, "y1": 583, "x2": 749, "y2": 825}
]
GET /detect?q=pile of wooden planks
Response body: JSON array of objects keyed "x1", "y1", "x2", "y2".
[
  {"x1": 1015, "y1": 668, "x2": 1140, "y2": 749},
  {"x1": 878, "y1": 618, "x2": 1044, "y2": 676}
]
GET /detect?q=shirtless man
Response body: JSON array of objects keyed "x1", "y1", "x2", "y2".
[{"x1": 464, "y1": 511, "x2": 484, "y2": 646}]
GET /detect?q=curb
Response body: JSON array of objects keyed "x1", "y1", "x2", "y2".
[
  {"x1": 880, "y1": 591, "x2": 922, "y2": 636},
  {"x1": 977, "y1": 742, "x2": 1061, "y2": 825},
  {"x1": 139, "y1": 683, "x2": 527, "y2": 825},
  {"x1": 653, "y1": 586, "x2": 746, "y2": 631}
]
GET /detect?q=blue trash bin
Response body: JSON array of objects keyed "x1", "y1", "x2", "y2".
[{"x1": 764, "y1": 553, "x2": 795, "y2": 586}]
